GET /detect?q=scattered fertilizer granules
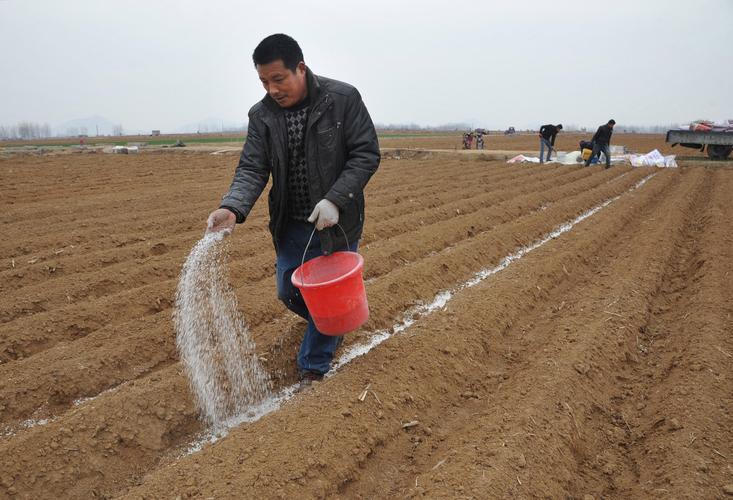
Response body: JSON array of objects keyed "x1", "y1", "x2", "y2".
[{"x1": 174, "y1": 231, "x2": 272, "y2": 429}]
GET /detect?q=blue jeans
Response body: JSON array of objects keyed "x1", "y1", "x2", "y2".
[
  {"x1": 539, "y1": 138, "x2": 553, "y2": 163},
  {"x1": 276, "y1": 220, "x2": 358, "y2": 376},
  {"x1": 585, "y1": 142, "x2": 611, "y2": 167}
]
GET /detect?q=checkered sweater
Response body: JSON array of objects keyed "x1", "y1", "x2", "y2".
[{"x1": 284, "y1": 106, "x2": 311, "y2": 221}]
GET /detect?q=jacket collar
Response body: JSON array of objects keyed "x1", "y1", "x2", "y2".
[{"x1": 305, "y1": 67, "x2": 321, "y2": 105}]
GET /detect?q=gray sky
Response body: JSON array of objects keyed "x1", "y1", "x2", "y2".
[{"x1": 1, "y1": 0, "x2": 731, "y2": 133}]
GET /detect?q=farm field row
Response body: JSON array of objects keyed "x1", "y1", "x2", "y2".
[{"x1": 0, "y1": 151, "x2": 729, "y2": 498}]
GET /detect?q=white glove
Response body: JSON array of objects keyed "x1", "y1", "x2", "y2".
[{"x1": 308, "y1": 199, "x2": 339, "y2": 230}]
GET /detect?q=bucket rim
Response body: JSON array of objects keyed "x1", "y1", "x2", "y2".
[{"x1": 292, "y1": 251, "x2": 364, "y2": 289}]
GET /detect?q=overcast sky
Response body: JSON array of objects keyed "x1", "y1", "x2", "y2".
[{"x1": 1, "y1": 0, "x2": 731, "y2": 133}]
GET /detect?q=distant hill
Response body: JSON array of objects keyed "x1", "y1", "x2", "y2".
[{"x1": 54, "y1": 115, "x2": 121, "y2": 136}]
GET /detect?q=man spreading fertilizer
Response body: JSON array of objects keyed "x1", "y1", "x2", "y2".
[{"x1": 206, "y1": 34, "x2": 380, "y2": 388}]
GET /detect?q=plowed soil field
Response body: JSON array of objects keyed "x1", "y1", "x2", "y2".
[{"x1": 1, "y1": 147, "x2": 731, "y2": 499}]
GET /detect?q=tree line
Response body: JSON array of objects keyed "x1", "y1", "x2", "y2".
[
  {"x1": 0, "y1": 122, "x2": 126, "y2": 140},
  {"x1": 1, "y1": 120, "x2": 690, "y2": 140},
  {"x1": 0, "y1": 122, "x2": 53, "y2": 140}
]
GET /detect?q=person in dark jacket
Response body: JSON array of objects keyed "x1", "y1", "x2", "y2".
[
  {"x1": 206, "y1": 34, "x2": 380, "y2": 385},
  {"x1": 475, "y1": 130, "x2": 485, "y2": 150},
  {"x1": 584, "y1": 119, "x2": 615, "y2": 168},
  {"x1": 538, "y1": 123, "x2": 562, "y2": 163}
]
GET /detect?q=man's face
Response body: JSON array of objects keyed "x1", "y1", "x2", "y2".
[
  {"x1": 609, "y1": 122, "x2": 615, "y2": 129},
  {"x1": 256, "y1": 60, "x2": 307, "y2": 108}
]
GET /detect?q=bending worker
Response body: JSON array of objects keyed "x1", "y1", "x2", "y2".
[
  {"x1": 206, "y1": 34, "x2": 380, "y2": 387},
  {"x1": 539, "y1": 123, "x2": 562, "y2": 163},
  {"x1": 585, "y1": 119, "x2": 615, "y2": 168}
]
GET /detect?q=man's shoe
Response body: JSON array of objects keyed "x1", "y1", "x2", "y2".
[{"x1": 298, "y1": 371, "x2": 324, "y2": 391}]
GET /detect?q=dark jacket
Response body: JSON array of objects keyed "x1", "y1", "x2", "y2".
[
  {"x1": 592, "y1": 124, "x2": 613, "y2": 145},
  {"x1": 220, "y1": 68, "x2": 380, "y2": 254},
  {"x1": 539, "y1": 124, "x2": 559, "y2": 145}
]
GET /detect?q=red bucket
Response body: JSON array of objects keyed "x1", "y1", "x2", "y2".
[{"x1": 291, "y1": 251, "x2": 369, "y2": 336}]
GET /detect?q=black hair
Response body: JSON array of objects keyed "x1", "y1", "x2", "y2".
[
  {"x1": 608, "y1": 119, "x2": 616, "y2": 125},
  {"x1": 557, "y1": 124, "x2": 563, "y2": 129},
  {"x1": 252, "y1": 34, "x2": 304, "y2": 72}
]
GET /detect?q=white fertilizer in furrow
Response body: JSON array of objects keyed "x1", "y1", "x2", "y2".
[
  {"x1": 177, "y1": 173, "x2": 658, "y2": 455},
  {"x1": 174, "y1": 231, "x2": 272, "y2": 430}
]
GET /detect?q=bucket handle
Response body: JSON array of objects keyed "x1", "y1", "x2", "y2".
[{"x1": 300, "y1": 223, "x2": 350, "y2": 287}]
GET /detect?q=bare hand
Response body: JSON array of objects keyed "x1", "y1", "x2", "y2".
[{"x1": 206, "y1": 208, "x2": 236, "y2": 234}]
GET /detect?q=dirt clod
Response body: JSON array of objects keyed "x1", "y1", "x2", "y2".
[
  {"x1": 669, "y1": 418, "x2": 683, "y2": 431},
  {"x1": 574, "y1": 361, "x2": 590, "y2": 375}
]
